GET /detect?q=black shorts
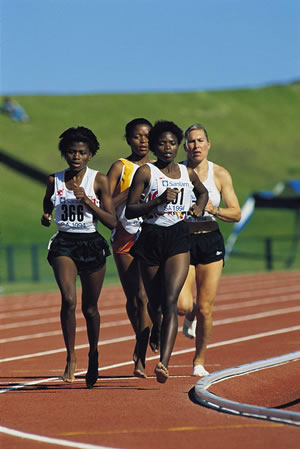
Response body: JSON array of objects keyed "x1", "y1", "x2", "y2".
[
  {"x1": 47, "y1": 231, "x2": 111, "y2": 275},
  {"x1": 190, "y1": 229, "x2": 225, "y2": 266},
  {"x1": 131, "y1": 221, "x2": 190, "y2": 266}
]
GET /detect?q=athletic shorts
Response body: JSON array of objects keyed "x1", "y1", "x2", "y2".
[
  {"x1": 131, "y1": 221, "x2": 190, "y2": 266},
  {"x1": 110, "y1": 222, "x2": 139, "y2": 255},
  {"x1": 190, "y1": 229, "x2": 225, "y2": 266},
  {"x1": 47, "y1": 231, "x2": 111, "y2": 275}
]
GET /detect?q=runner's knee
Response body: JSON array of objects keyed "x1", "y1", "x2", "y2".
[
  {"x1": 61, "y1": 295, "x2": 76, "y2": 312},
  {"x1": 82, "y1": 304, "x2": 99, "y2": 320},
  {"x1": 196, "y1": 302, "x2": 212, "y2": 320}
]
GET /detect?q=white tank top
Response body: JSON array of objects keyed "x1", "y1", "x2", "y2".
[
  {"x1": 143, "y1": 163, "x2": 193, "y2": 227},
  {"x1": 51, "y1": 167, "x2": 99, "y2": 233},
  {"x1": 115, "y1": 158, "x2": 143, "y2": 234},
  {"x1": 183, "y1": 160, "x2": 220, "y2": 223}
]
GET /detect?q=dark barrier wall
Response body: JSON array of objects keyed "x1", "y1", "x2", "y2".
[{"x1": 0, "y1": 149, "x2": 48, "y2": 185}]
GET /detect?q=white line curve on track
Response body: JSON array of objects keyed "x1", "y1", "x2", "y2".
[
  {"x1": 1, "y1": 331, "x2": 300, "y2": 447},
  {"x1": 1, "y1": 306, "x2": 299, "y2": 361},
  {"x1": 0, "y1": 425, "x2": 120, "y2": 449},
  {"x1": 1, "y1": 325, "x2": 300, "y2": 392},
  {"x1": 194, "y1": 351, "x2": 300, "y2": 426},
  {"x1": 1, "y1": 272, "x2": 300, "y2": 448}
]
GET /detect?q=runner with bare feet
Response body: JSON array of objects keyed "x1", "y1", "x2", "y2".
[
  {"x1": 126, "y1": 120, "x2": 208, "y2": 383},
  {"x1": 107, "y1": 118, "x2": 160, "y2": 378},
  {"x1": 41, "y1": 126, "x2": 117, "y2": 387}
]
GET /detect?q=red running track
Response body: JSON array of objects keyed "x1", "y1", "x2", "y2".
[{"x1": 0, "y1": 271, "x2": 300, "y2": 449}]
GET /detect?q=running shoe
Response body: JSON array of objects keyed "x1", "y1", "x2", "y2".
[
  {"x1": 193, "y1": 364, "x2": 209, "y2": 377},
  {"x1": 182, "y1": 317, "x2": 196, "y2": 338}
]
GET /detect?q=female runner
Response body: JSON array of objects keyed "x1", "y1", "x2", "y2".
[
  {"x1": 177, "y1": 123, "x2": 241, "y2": 376},
  {"x1": 41, "y1": 126, "x2": 117, "y2": 387},
  {"x1": 126, "y1": 120, "x2": 208, "y2": 383},
  {"x1": 107, "y1": 118, "x2": 158, "y2": 378}
]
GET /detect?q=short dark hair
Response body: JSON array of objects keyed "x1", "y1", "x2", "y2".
[
  {"x1": 58, "y1": 126, "x2": 100, "y2": 156},
  {"x1": 124, "y1": 118, "x2": 153, "y2": 144},
  {"x1": 148, "y1": 120, "x2": 183, "y2": 153}
]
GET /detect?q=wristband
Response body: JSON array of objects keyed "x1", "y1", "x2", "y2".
[{"x1": 216, "y1": 206, "x2": 221, "y2": 217}]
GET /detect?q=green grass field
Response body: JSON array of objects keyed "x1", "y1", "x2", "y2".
[{"x1": 1, "y1": 83, "x2": 300, "y2": 294}]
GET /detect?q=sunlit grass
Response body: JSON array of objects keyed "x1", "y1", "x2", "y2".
[{"x1": 1, "y1": 84, "x2": 300, "y2": 294}]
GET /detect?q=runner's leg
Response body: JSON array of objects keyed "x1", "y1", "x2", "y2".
[
  {"x1": 52, "y1": 256, "x2": 78, "y2": 382},
  {"x1": 80, "y1": 265, "x2": 106, "y2": 387},
  {"x1": 193, "y1": 260, "x2": 223, "y2": 368},
  {"x1": 160, "y1": 252, "x2": 190, "y2": 368}
]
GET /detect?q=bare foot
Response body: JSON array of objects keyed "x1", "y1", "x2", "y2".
[
  {"x1": 154, "y1": 362, "x2": 169, "y2": 383},
  {"x1": 63, "y1": 359, "x2": 77, "y2": 383},
  {"x1": 133, "y1": 358, "x2": 147, "y2": 378}
]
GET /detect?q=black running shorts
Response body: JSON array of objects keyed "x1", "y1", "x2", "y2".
[
  {"x1": 47, "y1": 231, "x2": 111, "y2": 275},
  {"x1": 131, "y1": 221, "x2": 190, "y2": 266},
  {"x1": 190, "y1": 229, "x2": 225, "y2": 266}
]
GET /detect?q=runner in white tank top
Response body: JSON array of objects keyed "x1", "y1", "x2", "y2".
[
  {"x1": 51, "y1": 166, "x2": 100, "y2": 233},
  {"x1": 41, "y1": 126, "x2": 117, "y2": 388},
  {"x1": 142, "y1": 162, "x2": 194, "y2": 226},
  {"x1": 126, "y1": 120, "x2": 208, "y2": 383},
  {"x1": 177, "y1": 124, "x2": 241, "y2": 377},
  {"x1": 182, "y1": 160, "x2": 220, "y2": 224}
]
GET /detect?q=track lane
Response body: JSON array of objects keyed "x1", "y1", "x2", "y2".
[{"x1": 0, "y1": 272, "x2": 300, "y2": 449}]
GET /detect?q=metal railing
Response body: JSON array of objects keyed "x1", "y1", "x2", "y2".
[
  {"x1": 0, "y1": 243, "x2": 51, "y2": 282},
  {"x1": 1, "y1": 235, "x2": 299, "y2": 283},
  {"x1": 226, "y1": 234, "x2": 300, "y2": 271}
]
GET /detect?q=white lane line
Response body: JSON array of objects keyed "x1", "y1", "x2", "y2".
[
  {"x1": 194, "y1": 351, "x2": 300, "y2": 426},
  {"x1": 1, "y1": 291, "x2": 299, "y2": 329},
  {"x1": 215, "y1": 285, "x2": 300, "y2": 303},
  {"x1": 0, "y1": 374, "x2": 191, "y2": 387},
  {"x1": 0, "y1": 425, "x2": 118, "y2": 449},
  {"x1": 0, "y1": 301, "x2": 126, "y2": 320},
  {"x1": 0, "y1": 308, "x2": 126, "y2": 330},
  {"x1": 2, "y1": 325, "x2": 300, "y2": 393},
  {"x1": 0, "y1": 306, "x2": 60, "y2": 319},
  {"x1": 1, "y1": 279, "x2": 299, "y2": 314},
  {"x1": 2, "y1": 303, "x2": 300, "y2": 358},
  {"x1": 0, "y1": 273, "x2": 298, "y2": 302},
  {"x1": 1, "y1": 327, "x2": 300, "y2": 449},
  {"x1": 0, "y1": 316, "x2": 60, "y2": 329},
  {"x1": 214, "y1": 293, "x2": 300, "y2": 311},
  {"x1": 0, "y1": 335, "x2": 136, "y2": 364},
  {"x1": 206, "y1": 325, "x2": 300, "y2": 350},
  {"x1": 213, "y1": 305, "x2": 300, "y2": 325},
  {"x1": 220, "y1": 274, "x2": 300, "y2": 288},
  {"x1": 0, "y1": 319, "x2": 130, "y2": 344},
  {"x1": 2, "y1": 300, "x2": 300, "y2": 344}
]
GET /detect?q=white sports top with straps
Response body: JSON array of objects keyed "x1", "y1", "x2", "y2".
[
  {"x1": 183, "y1": 160, "x2": 220, "y2": 223},
  {"x1": 143, "y1": 163, "x2": 194, "y2": 227},
  {"x1": 51, "y1": 167, "x2": 99, "y2": 233}
]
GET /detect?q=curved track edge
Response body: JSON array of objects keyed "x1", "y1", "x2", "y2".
[{"x1": 193, "y1": 351, "x2": 300, "y2": 426}]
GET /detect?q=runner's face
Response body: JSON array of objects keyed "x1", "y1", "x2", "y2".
[
  {"x1": 185, "y1": 129, "x2": 210, "y2": 162},
  {"x1": 128, "y1": 124, "x2": 151, "y2": 157},
  {"x1": 155, "y1": 132, "x2": 178, "y2": 162},
  {"x1": 64, "y1": 142, "x2": 92, "y2": 172}
]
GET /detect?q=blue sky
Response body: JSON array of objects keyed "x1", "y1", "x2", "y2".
[{"x1": 0, "y1": 0, "x2": 299, "y2": 95}]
